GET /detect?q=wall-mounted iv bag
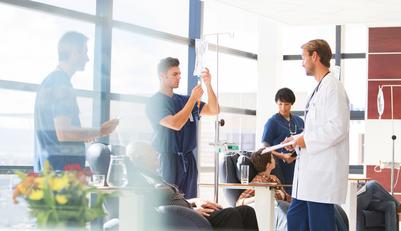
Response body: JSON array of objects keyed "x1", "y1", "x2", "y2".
[{"x1": 377, "y1": 86, "x2": 384, "y2": 119}]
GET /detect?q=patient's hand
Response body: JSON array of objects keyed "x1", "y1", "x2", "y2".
[
  {"x1": 201, "y1": 201, "x2": 222, "y2": 211},
  {"x1": 188, "y1": 198, "x2": 222, "y2": 211},
  {"x1": 194, "y1": 208, "x2": 215, "y2": 217}
]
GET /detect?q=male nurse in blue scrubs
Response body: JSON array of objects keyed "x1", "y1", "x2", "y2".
[{"x1": 146, "y1": 57, "x2": 219, "y2": 198}]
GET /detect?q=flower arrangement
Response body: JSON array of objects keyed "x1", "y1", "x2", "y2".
[{"x1": 12, "y1": 162, "x2": 109, "y2": 228}]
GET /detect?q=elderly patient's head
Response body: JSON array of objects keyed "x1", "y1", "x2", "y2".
[
  {"x1": 126, "y1": 141, "x2": 159, "y2": 171},
  {"x1": 250, "y1": 148, "x2": 275, "y2": 174}
]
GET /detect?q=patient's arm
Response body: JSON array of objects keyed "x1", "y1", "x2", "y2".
[
  {"x1": 187, "y1": 198, "x2": 222, "y2": 211},
  {"x1": 236, "y1": 196, "x2": 255, "y2": 207}
]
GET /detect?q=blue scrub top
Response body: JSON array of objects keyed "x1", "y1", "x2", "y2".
[
  {"x1": 34, "y1": 70, "x2": 85, "y2": 172},
  {"x1": 261, "y1": 113, "x2": 304, "y2": 192},
  {"x1": 146, "y1": 92, "x2": 205, "y2": 155}
]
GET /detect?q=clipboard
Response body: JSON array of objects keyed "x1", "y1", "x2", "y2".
[
  {"x1": 261, "y1": 134, "x2": 302, "y2": 154},
  {"x1": 261, "y1": 141, "x2": 296, "y2": 153}
]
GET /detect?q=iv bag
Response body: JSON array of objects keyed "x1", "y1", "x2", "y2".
[
  {"x1": 193, "y1": 39, "x2": 208, "y2": 77},
  {"x1": 377, "y1": 86, "x2": 384, "y2": 119}
]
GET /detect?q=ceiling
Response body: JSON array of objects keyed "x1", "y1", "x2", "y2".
[{"x1": 213, "y1": 0, "x2": 401, "y2": 26}]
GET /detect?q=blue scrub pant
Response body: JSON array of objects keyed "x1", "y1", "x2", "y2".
[
  {"x1": 287, "y1": 198, "x2": 335, "y2": 231},
  {"x1": 159, "y1": 151, "x2": 198, "y2": 198}
]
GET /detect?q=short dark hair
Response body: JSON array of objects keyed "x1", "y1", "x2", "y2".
[
  {"x1": 250, "y1": 148, "x2": 272, "y2": 173},
  {"x1": 58, "y1": 31, "x2": 88, "y2": 61},
  {"x1": 275, "y1": 87, "x2": 296, "y2": 104},
  {"x1": 301, "y1": 39, "x2": 332, "y2": 68},
  {"x1": 157, "y1": 57, "x2": 180, "y2": 74}
]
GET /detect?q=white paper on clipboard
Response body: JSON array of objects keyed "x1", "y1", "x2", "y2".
[{"x1": 261, "y1": 134, "x2": 302, "y2": 154}]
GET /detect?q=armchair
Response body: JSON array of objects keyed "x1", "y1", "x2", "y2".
[{"x1": 356, "y1": 180, "x2": 399, "y2": 231}]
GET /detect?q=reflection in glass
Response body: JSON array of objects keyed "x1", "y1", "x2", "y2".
[{"x1": 107, "y1": 155, "x2": 128, "y2": 188}]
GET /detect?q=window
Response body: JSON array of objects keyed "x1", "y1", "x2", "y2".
[
  {"x1": 203, "y1": 0, "x2": 258, "y2": 53},
  {"x1": 109, "y1": 101, "x2": 152, "y2": 146},
  {"x1": 32, "y1": 0, "x2": 96, "y2": 14},
  {"x1": 202, "y1": 52, "x2": 257, "y2": 110},
  {"x1": 343, "y1": 24, "x2": 368, "y2": 53},
  {"x1": 113, "y1": 0, "x2": 189, "y2": 37},
  {"x1": 111, "y1": 28, "x2": 188, "y2": 96},
  {"x1": 342, "y1": 59, "x2": 367, "y2": 111},
  {"x1": 0, "y1": 4, "x2": 95, "y2": 90},
  {"x1": 0, "y1": 90, "x2": 34, "y2": 166}
]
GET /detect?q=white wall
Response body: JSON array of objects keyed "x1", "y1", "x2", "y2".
[{"x1": 365, "y1": 120, "x2": 401, "y2": 165}]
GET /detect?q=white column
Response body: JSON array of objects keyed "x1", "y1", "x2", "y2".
[{"x1": 256, "y1": 17, "x2": 284, "y2": 148}]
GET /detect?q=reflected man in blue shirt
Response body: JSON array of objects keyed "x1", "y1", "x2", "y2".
[{"x1": 34, "y1": 31, "x2": 119, "y2": 172}]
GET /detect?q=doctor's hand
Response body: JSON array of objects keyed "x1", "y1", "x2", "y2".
[
  {"x1": 295, "y1": 135, "x2": 306, "y2": 148},
  {"x1": 282, "y1": 136, "x2": 295, "y2": 152},
  {"x1": 283, "y1": 135, "x2": 306, "y2": 149}
]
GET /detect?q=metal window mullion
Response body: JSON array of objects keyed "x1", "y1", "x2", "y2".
[{"x1": 92, "y1": 0, "x2": 113, "y2": 144}]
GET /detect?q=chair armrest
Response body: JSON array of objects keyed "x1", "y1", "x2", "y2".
[{"x1": 157, "y1": 205, "x2": 212, "y2": 230}]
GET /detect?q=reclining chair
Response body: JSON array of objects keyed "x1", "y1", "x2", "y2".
[
  {"x1": 86, "y1": 142, "x2": 212, "y2": 231},
  {"x1": 219, "y1": 152, "x2": 257, "y2": 207}
]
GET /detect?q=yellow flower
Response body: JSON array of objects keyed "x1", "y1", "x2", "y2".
[
  {"x1": 50, "y1": 175, "x2": 68, "y2": 191},
  {"x1": 16, "y1": 184, "x2": 27, "y2": 194},
  {"x1": 29, "y1": 189, "x2": 44, "y2": 201},
  {"x1": 50, "y1": 175, "x2": 69, "y2": 191},
  {"x1": 55, "y1": 194, "x2": 68, "y2": 205},
  {"x1": 34, "y1": 177, "x2": 45, "y2": 189}
]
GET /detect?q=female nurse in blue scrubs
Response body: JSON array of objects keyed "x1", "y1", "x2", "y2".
[{"x1": 261, "y1": 87, "x2": 304, "y2": 194}]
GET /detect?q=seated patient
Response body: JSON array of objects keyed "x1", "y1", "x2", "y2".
[
  {"x1": 128, "y1": 141, "x2": 259, "y2": 231},
  {"x1": 357, "y1": 180, "x2": 401, "y2": 231},
  {"x1": 236, "y1": 148, "x2": 290, "y2": 231},
  {"x1": 236, "y1": 148, "x2": 348, "y2": 231}
]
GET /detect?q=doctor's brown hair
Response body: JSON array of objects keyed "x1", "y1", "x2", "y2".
[
  {"x1": 301, "y1": 39, "x2": 332, "y2": 68},
  {"x1": 250, "y1": 148, "x2": 272, "y2": 173}
]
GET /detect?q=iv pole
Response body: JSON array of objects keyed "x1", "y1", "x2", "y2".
[
  {"x1": 378, "y1": 84, "x2": 401, "y2": 195},
  {"x1": 203, "y1": 32, "x2": 233, "y2": 203}
]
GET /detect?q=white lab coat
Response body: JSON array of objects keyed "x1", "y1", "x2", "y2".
[{"x1": 292, "y1": 72, "x2": 350, "y2": 204}]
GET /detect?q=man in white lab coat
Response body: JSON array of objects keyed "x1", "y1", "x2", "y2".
[{"x1": 284, "y1": 39, "x2": 350, "y2": 231}]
